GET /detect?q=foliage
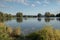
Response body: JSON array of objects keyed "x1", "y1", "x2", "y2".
[
  {"x1": 0, "y1": 23, "x2": 12, "y2": 40},
  {"x1": 0, "y1": 32, "x2": 12, "y2": 40},
  {"x1": 16, "y1": 12, "x2": 23, "y2": 17},
  {"x1": 45, "y1": 12, "x2": 51, "y2": 17},
  {"x1": 37, "y1": 13, "x2": 41, "y2": 17},
  {"x1": 25, "y1": 25, "x2": 60, "y2": 40},
  {"x1": 56, "y1": 13, "x2": 60, "y2": 17},
  {"x1": 50, "y1": 14, "x2": 55, "y2": 17},
  {"x1": 0, "y1": 12, "x2": 13, "y2": 21},
  {"x1": 45, "y1": 12, "x2": 55, "y2": 17}
]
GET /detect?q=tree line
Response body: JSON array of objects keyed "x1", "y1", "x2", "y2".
[{"x1": 0, "y1": 12, "x2": 60, "y2": 18}]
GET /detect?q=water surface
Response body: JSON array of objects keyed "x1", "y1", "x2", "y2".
[{"x1": 4, "y1": 17, "x2": 60, "y2": 35}]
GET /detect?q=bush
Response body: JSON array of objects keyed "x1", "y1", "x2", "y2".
[{"x1": 25, "y1": 26, "x2": 60, "y2": 40}]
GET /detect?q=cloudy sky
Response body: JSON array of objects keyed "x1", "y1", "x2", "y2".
[{"x1": 0, "y1": 0, "x2": 60, "y2": 15}]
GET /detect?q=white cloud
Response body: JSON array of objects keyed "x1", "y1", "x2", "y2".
[
  {"x1": 3, "y1": 0, "x2": 59, "y2": 8},
  {"x1": 42, "y1": 0, "x2": 50, "y2": 6},
  {"x1": 44, "y1": 0, "x2": 50, "y2": 4},
  {"x1": 36, "y1": 1, "x2": 41, "y2": 4},
  {"x1": 4, "y1": 0, "x2": 29, "y2": 5},
  {"x1": 31, "y1": 4, "x2": 35, "y2": 7},
  {"x1": 0, "y1": 3, "x2": 12, "y2": 8}
]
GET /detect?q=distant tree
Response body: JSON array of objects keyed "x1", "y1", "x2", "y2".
[
  {"x1": 50, "y1": 14, "x2": 55, "y2": 17},
  {"x1": 4, "y1": 13, "x2": 12, "y2": 18},
  {"x1": 56, "y1": 13, "x2": 60, "y2": 17},
  {"x1": 16, "y1": 12, "x2": 23, "y2": 17},
  {"x1": 8, "y1": 14, "x2": 12, "y2": 18},
  {"x1": 37, "y1": 13, "x2": 41, "y2": 17},
  {"x1": 4, "y1": 13, "x2": 8, "y2": 17},
  {"x1": 0, "y1": 12, "x2": 3, "y2": 18},
  {"x1": 45, "y1": 12, "x2": 50, "y2": 17},
  {"x1": 0, "y1": 12, "x2": 3, "y2": 16}
]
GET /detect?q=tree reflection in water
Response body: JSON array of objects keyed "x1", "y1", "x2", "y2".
[
  {"x1": 16, "y1": 17, "x2": 23, "y2": 23},
  {"x1": 37, "y1": 17, "x2": 41, "y2": 21},
  {"x1": 0, "y1": 18, "x2": 12, "y2": 22},
  {"x1": 45, "y1": 17, "x2": 50, "y2": 22},
  {"x1": 56, "y1": 17, "x2": 60, "y2": 21},
  {"x1": 45, "y1": 17, "x2": 55, "y2": 22}
]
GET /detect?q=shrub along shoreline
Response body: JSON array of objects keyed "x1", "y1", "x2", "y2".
[
  {"x1": 0, "y1": 23, "x2": 21, "y2": 40},
  {"x1": 0, "y1": 23, "x2": 60, "y2": 40}
]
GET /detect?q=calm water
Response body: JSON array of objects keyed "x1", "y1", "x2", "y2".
[{"x1": 4, "y1": 17, "x2": 60, "y2": 35}]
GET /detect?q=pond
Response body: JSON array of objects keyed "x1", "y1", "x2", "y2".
[{"x1": 4, "y1": 17, "x2": 60, "y2": 35}]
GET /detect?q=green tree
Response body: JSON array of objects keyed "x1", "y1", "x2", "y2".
[
  {"x1": 37, "y1": 13, "x2": 41, "y2": 17},
  {"x1": 45, "y1": 12, "x2": 51, "y2": 17},
  {"x1": 0, "y1": 12, "x2": 3, "y2": 18},
  {"x1": 16, "y1": 12, "x2": 23, "y2": 17},
  {"x1": 50, "y1": 14, "x2": 55, "y2": 17},
  {"x1": 56, "y1": 13, "x2": 60, "y2": 17}
]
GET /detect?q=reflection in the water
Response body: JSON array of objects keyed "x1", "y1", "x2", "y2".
[
  {"x1": 37, "y1": 17, "x2": 55, "y2": 22},
  {"x1": 56, "y1": 17, "x2": 60, "y2": 21},
  {"x1": 3, "y1": 17, "x2": 60, "y2": 36},
  {"x1": 0, "y1": 18, "x2": 4, "y2": 22},
  {"x1": 16, "y1": 17, "x2": 23, "y2": 23},
  {"x1": 45, "y1": 17, "x2": 51, "y2": 22},
  {"x1": 0, "y1": 18, "x2": 12, "y2": 22},
  {"x1": 45, "y1": 17, "x2": 55, "y2": 22},
  {"x1": 24, "y1": 17, "x2": 28, "y2": 20},
  {"x1": 37, "y1": 17, "x2": 41, "y2": 21},
  {"x1": 0, "y1": 17, "x2": 56, "y2": 23}
]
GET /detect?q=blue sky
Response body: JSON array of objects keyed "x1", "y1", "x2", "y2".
[{"x1": 0, "y1": 0, "x2": 60, "y2": 15}]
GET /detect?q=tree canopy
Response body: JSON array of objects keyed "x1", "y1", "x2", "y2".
[{"x1": 16, "y1": 12, "x2": 23, "y2": 17}]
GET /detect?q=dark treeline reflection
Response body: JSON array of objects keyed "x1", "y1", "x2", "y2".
[
  {"x1": 37, "y1": 17, "x2": 41, "y2": 21},
  {"x1": 45, "y1": 17, "x2": 51, "y2": 22},
  {"x1": 0, "y1": 18, "x2": 12, "y2": 22},
  {"x1": 0, "y1": 17, "x2": 60, "y2": 23},
  {"x1": 24, "y1": 17, "x2": 28, "y2": 20},
  {"x1": 45, "y1": 17, "x2": 55, "y2": 22},
  {"x1": 37, "y1": 17, "x2": 55, "y2": 22},
  {"x1": 56, "y1": 17, "x2": 60, "y2": 21},
  {"x1": 16, "y1": 17, "x2": 23, "y2": 23}
]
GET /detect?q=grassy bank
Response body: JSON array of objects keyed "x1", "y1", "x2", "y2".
[
  {"x1": 0, "y1": 23, "x2": 21, "y2": 40},
  {"x1": 25, "y1": 26, "x2": 60, "y2": 40}
]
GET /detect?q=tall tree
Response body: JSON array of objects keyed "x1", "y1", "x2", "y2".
[
  {"x1": 56, "y1": 13, "x2": 60, "y2": 17},
  {"x1": 45, "y1": 12, "x2": 51, "y2": 17},
  {"x1": 0, "y1": 12, "x2": 3, "y2": 18},
  {"x1": 16, "y1": 12, "x2": 23, "y2": 17},
  {"x1": 50, "y1": 14, "x2": 55, "y2": 17},
  {"x1": 37, "y1": 13, "x2": 41, "y2": 17}
]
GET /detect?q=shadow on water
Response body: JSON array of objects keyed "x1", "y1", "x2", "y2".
[{"x1": 16, "y1": 17, "x2": 23, "y2": 23}]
